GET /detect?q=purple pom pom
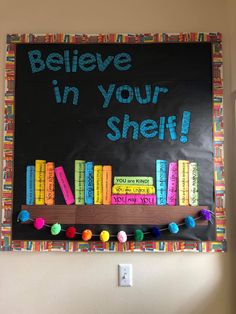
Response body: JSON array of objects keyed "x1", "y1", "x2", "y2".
[
  {"x1": 200, "y1": 209, "x2": 211, "y2": 221},
  {"x1": 151, "y1": 227, "x2": 161, "y2": 238}
]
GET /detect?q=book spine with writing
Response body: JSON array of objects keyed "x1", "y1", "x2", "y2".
[
  {"x1": 85, "y1": 162, "x2": 94, "y2": 205},
  {"x1": 75, "y1": 160, "x2": 85, "y2": 205},
  {"x1": 167, "y1": 162, "x2": 177, "y2": 206},
  {"x1": 156, "y1": 160, "x2": 167, "y2": 205},
  {"x1": 114, "y1": 176, "x2": 153, "y2": 186},
  {"x1": 94, "y1": 165, "x2": 103, "y2": 204},
  {"x1": 35, "y1": 160, "x2": 46, "y2": 205},
  {"x1": 45, "y1": 162, "x2": 55, "y2": 205},
  {"x1": 103, "y1": 165, "x2": 112, "y2": 205},
  {"x1": 189, "y1": 162, "x2": 199, "y2": 206},
  {"x1": 112, "y1": 194, "x2": 156, "y2": 205},
  {"x1": 178, "y1": 160, "x2": 189, "y2": 205},
  {"x1": 55, "y1": 166, "x2": 74, "y2": 205},
  {"x1": 112, "y1": 185, "x2": 155, "y2": 194},
  {"x1": 26, "y1": 165, "x2": 35, "y2": 205}
]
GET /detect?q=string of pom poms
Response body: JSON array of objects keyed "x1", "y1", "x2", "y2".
[{"x1": 17, "y1": 209, "x2": 214, "y2": 243}]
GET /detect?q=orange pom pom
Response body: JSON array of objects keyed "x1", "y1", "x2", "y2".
[{"x1": 82, "y1": 229, "x2": 93, "y2": 241}]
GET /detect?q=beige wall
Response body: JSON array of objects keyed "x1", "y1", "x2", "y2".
[{"x1": 0, "y1": 1, "x2": 234, "y2": 313}]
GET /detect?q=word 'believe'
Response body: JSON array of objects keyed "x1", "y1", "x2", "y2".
[{"x1": 28, "y1": 50, "x2": 132, "y2": 73}]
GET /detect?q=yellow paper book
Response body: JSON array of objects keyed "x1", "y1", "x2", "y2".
[
  {"x1": 178, "y1": 160, "x2": 189, "y2": 205},
  {"x1": 112, "y1": 185, "x2": 155, "y2": 195},
  {"x1": 45, "y1": 162, "x2": 55, "y2": 205},
  {"x1": 103, "y1": 166, "x2": 112, "y2": 205},
  {"x1": 94, "y1": 165, "x2": 103, "y2": 204},
  {"x1": 35, "y1": 160, "x2": 46, "y2": 205}
]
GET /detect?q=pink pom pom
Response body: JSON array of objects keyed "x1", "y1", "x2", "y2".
[
  {"x1": 34, "y1": 217, "x2": 45, "y2": 230},
  {"x1": 117, "y1": 231, "x2": 127, "y2": 243}
]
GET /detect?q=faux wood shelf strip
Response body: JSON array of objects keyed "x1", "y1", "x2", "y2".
[{"x1": 21, "y1": 205, "x2": 208, "y2": 225}]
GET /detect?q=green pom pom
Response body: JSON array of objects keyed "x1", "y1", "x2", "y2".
[
  {"x1": 134, "y1": 229, "x2": 144, "y2": 241},
  {"x1": 51, "y1": 223, "x2": 61, "y2": 235}
]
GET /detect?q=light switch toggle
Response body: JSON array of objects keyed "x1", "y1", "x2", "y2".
[{"x1": 118, "y1": 264, "x2": 133, "y2": 287}]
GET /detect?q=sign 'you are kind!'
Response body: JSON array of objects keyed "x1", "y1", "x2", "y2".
[{"x1": 28, "y1": 49, "x2": 191, "y2": 143}]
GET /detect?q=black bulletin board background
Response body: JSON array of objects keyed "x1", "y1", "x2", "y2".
[{"x1": 12, "y1": 43, "x2": 215, "y2": 241}]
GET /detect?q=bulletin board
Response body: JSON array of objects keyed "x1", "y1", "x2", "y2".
[{"x1": 1, "y1": 33, "x2": 226, "y2": 252}]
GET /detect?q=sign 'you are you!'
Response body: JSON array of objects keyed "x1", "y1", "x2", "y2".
[{"x1": 27, "y1": 47, "x2": 191, "y2": 144}]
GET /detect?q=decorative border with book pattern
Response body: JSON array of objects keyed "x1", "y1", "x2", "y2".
[{"x1": 1, "y1": 33, "x2": 226, "y2": 252}]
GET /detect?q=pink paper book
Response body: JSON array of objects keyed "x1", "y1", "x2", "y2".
[
  {"x1": 112, "y1": 194, "x2": 156, "y2": 205},
  {"x1": 167, "y1": 162, "x2": 178, "y2": 206},
  {"x1": 55, "y1": 166, "x2": 74, "y2": 205}
]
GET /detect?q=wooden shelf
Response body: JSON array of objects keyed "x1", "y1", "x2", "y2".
[{"x1": 22, "y1": 205, "x2": 208, "y2": 226}]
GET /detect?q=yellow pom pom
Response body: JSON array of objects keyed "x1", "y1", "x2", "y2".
[{"x1": 100, "y1": 230, "x2": 110, "y2": 242}]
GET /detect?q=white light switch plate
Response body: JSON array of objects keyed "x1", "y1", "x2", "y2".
[{"x1": 118, "y1": 264, "x2": 133, "y2": 287}]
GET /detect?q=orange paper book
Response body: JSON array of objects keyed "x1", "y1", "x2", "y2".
[
  {"x1": 103, "y1": 165, "x2": 112, "y2": 205},
  {"x1": 45, "y1": 162, "x2": 55, "y2": 205}
]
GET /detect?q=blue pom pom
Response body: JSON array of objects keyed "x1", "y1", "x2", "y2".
[
  {"x1": 185, "y1": 216, "x2": 196, "y2": 228},
  {"x1": 168, "y1": 222, "x2": 179, "y2": 234},
  {"x1": 17, "y1": 210, "x2": 30, "y2": 222},
  {"x1": 151, "y1": 227, "x2": 161, "y2": 238}
]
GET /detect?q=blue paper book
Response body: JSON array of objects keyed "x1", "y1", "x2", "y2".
[
  {"x1": 26, "y1": 165, "x2": 35, "y2": 205},
  {"x1": 85, "y1": 162, "x2": 94, "y2": 205},
  {"x1": 156, "y1": 160, "x2": 167, "y2": 205}
]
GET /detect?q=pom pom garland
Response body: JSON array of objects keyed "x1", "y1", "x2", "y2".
[
  {"x1": 151, "y1": 227, "x2": 161, "y2": 238},
  {"x1": 82, "y1": 229, "x2": 93, "y2": 241},
  {"x1": 17, "y1": 209, "x2": 213, "y2": 240},
  {"x1": 134, "y1": 229, "x2": 144, "y2": 241},
  {"x1": 100, "y1": 230, "x2": 110, "y2": 242},
  {"x1": 66, "y1": 226, "x2": 76, "y2": 239},
  {"x1": 17, "y1": 210, "x2": 30, "y2": 222},
  {"x1": 200, "y1": 209, "x2": 212, "y2": 221},
  {"x1": 168, "y1": 222, "x2": 179, "y2": 234},
  {"x1": 51, "y1": 223, "x2": 61, "y2": 235},
  {"x1": 34, "y1": 217, "x2": 45, "y2": 230},
  {"x1": 117, "y1": 231, "x2": 127, "y2": 243},
  {"x1": 185, "y1": 216, "x2": 196, "y2": 228}
]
